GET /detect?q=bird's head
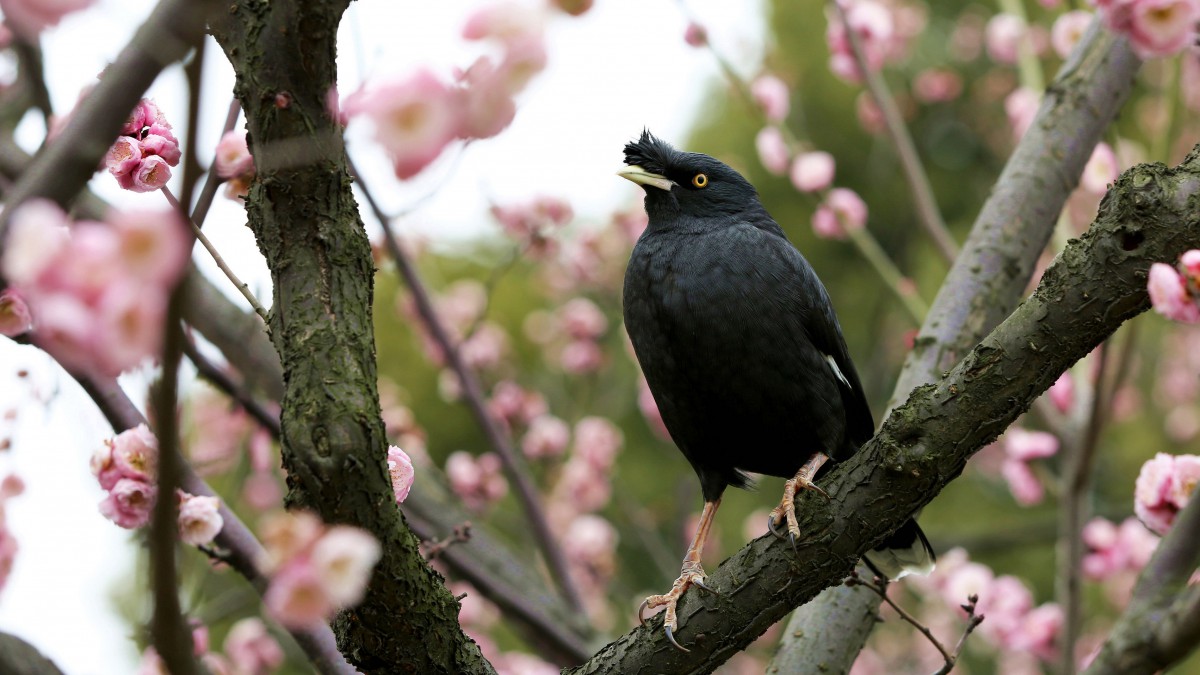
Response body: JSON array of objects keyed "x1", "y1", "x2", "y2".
[{"x1": 619, "y1": 130, "x2": 760, "y2": 224}]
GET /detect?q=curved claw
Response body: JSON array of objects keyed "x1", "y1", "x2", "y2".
[
  {"x1": 807, "y1": 483, "x2": 831, "y2": 501},
  {"x1": 638, "y1": 598, "x2": 650, "y2": 626},
  {"x1": 663, "y1": 623, "x2": 690, "y2": 652},
  {"x1": 766, "y1": 513, "x2": 788, "y2": 540},
  {"x1": 693, "y1": 577, "x2": 719, "y2": 596},
  {"x1": 788, "y1": 531, "x2": 799, "y2": 556}
]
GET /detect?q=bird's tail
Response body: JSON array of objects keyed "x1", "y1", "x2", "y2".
[{"x1": 862, "y1": 518, "x2": 935, "y2": 580}]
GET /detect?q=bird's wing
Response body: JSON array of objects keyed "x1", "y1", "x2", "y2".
[{"x1": 773, "y1": 230, "x2": 877, "y2": 453}]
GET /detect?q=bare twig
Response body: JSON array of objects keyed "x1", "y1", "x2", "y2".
[
  {"x1": 163, "y1": 187, "x2": 269, "y2": 320},
  {"x1": 181, "y1": 334, "x2": 281, "y2": 435},
  {"x1": 831, "y1": 0, "x2": 958, "y2": 264},
  {"x1": 349, "y1": 157, "x2": 585, "y2": 616},
  {"x1": 423, "y1": 522, "x2": 473, "y2": 561}
]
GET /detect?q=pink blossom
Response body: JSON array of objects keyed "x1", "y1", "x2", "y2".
[
  {"x1": 1148, "y1": 262, "x2": 1200, "y2": 323},
  {"x1": 912, "y1": 68, "x2": 963, "y2": 104},
  {"x1": 495, "y1": 34, "x2": 548, "y2": 94},
  {"x1": 455, "y1": 57, "x2": 518, "y2": 140},
  {"x1": 111, "y1": 209, "x2": 190, "y2": 286},
  {"x1": 521, "y1": 415, "x2": 570, "y2": 459},
  {"x1": 559, "y1": 297, "x2": 608, "y2": 339},
  {"x1": 215, "y1": 130, "x2": 255, "y2": 180},
  {"x1": 683, "y1": 21, "x2": 708, "y2": 47},
  {"x1": 0, "y1": 0, "x2": 94, "y2": 37},
  {"x1": 141, "y1": 128, "x2": 181, "y2": 166},
  {"x1": 826, "y1": 0, "x2": 894, "y2": 83},
  {"x1": 1180, "y1": 249, "x2": 1200, "y2": 282},
  {"x1": 562, "y1": 514, "x2": 618, "y2": 573},
  {"x1": 387, "y1": 445, "x2": 414, "y2": 503},
  {"x1": 1, "y1": 199, "x2": 71, "y2": 286},
  {"x1": 1081, "y1": 142, "x2": 1119, "y2": 194},
  {"x1": 487, "y1": 380, "x2": 547, "y2": 427},
  {"x1": 1083, "y1": 516, "x2": 1160, "y2": 579},
  {"x1": 1002, "y1": 458, "x2": 1045, "y2": 505},
  {"x1": 178, "y1": 493, "x2": 223, "y2": 546},
  {"x1": 560, "y1": 339, "x2": 604, "y2": 374},
  {"x1": 352, "y1": 70, "x2": 461, "y2": 180},
  {"x1": 1004, "y1": 428, "x2": 1059, "y2": 461},
  {"x1": 1048, "y1": 372, "x2": 1075, "y2": 413},
  {"x1": 637, "y1": 378, "x2": 670, "y2": 439},
  {"x1": 95, "y1": 280, "x2": 167, "y2": 373},
  {"x1": 1135, "y1": 452, "x2": 1200, "y2": 534},
  {"x1": 1126, "y1": 0, "x2": 1200, "y2": 59},
  {"x1": 259, "y1": 511, "x2": 324, "y2": 572},
  {"x1": 750, "y1": 74, "x2": 790, "y2": 122},
  {"x1": 812, "y1": 188, "x2": 868, "y2": 239},
  {"x1": 0, "y1": 289, "x2": 32, "y2": 337},
  {"x1": 572, "y1": 416, "x2": 622, "y2": 469},
  {"x1": 119, "y1": 154, "x2": 172, "y2": 192},
  {"x1": 1008, "y1": 603, "x2": 1064, "y2": 660},
  {"x1": 224, "y1": 618, "x2": 284, "y2": 675},
  {"x1": 557, "y1": 458, "x2": 611, "y2": 513},
  {"x1": 99, "y1": 478, "x2": 157, "y2": 529},
  {"x1": 1052, "y1": 11, "x2": 1095, "y2": 58},
  {"x1": 978, "y1": 574, "x2": 1035, "y2": 645},
  {"x1": 91, "y1": 442, "x2": 121, "y2": 492},
  {"x1": 264, "y1": 560, "x2": 334, "y2": 628},
  {"x1": 111, "y1": 423, "x2": 160, "y2": 483},
  {"x1": 1005, "y1": 87, "x2": 1041, "y2": 140},
  {"x1": 123, "y1": 99, "x2": 163, "y2": 136},
  {"x1": 460, "y1": 322, "x2": 509, "y2": 370},
  {"x1": 462, "y1": 2, "x2": 545, "y2": 44},
  {"x1": 310, "y1": 526, "x2": 382, "y2": 606},
  {"x1": 789, "y1": 151, "x2": 836, "y2": 192},
  {"x1": 986, "y1": 13, "x2": 1027, "y2": 64},
  {"x1": 242, "y1": 471, "x2": 283, "y2": 512},
  {"x1": 446, "y1": 451, "x2": 508, "y2": 510},
  {"x1": 755, "y1": 126, "x2": 790, "y2": 175},
  {"x1": 105, "y1": 136, "x2": 143, "y2": 178}
]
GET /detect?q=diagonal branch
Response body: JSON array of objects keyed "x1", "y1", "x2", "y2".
[{"x1": 566, "y1": 148, "x2": 1200, "y2": 673}]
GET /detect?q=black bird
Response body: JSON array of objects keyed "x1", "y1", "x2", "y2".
[{"x1": 619, "y1": 131, "x2": 934, "y2": 650}]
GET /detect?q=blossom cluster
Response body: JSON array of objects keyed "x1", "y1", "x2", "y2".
[
  {"x1": 1148, "y1": 250, "x2": 1200, "y2": 323},
  {"x1": 999, "y1": 427, "x2": 1060, "y2": 506},
  {"x1": 339, "y1": 1, "x2": 588, "y2": 180},
  {"x1": 104, "y1": 99, "x2": 182, "y2": 193},
  {"x1": 1, "y1": 200, "x2": 189, "y2": 377},
  {"x1": 258, "y1": 511, "x2": 382, "y2": 628},
  {"x1": 137, "y1": 616, "x2": 284, "y2": 675},
  {"x1": 91, "y1": 425, "x2": 225, "y2": 545},
  {"x1": 1134, "y1": 452, "x2": 1200, "y2": 534}
]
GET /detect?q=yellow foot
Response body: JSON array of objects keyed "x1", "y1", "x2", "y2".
[
  {"x1": 766, "y1": 453, "x2": 831, "y2": 551},
  {"x1": 638, "y1": 562, "x2": 717, "y2": 652}
]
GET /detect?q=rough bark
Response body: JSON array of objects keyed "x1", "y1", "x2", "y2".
[
  {"x1": 0, "y1": 633, "x2": 65, "y2": 675},
  {"x1": 565, "y1": 150, "x2": 1200, "y2": 673},
  {"x1": 209, "y1": 2, "x2": 493, "y2": 671}
]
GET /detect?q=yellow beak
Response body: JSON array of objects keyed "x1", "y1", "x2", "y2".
[{"x1": 618, "y1": 165, "x2": 675, "y2": 192}]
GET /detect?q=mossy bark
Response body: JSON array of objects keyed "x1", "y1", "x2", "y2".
[{"x1": 211, "y1": 3, "x2": 493, "y2": 672}]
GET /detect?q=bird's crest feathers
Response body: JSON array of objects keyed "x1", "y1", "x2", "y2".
[{"x1": 623, "y1": 130, "x2": 686, "y2": 176}]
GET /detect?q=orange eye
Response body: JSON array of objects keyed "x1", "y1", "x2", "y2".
[{"x1": 692, "y1": 173, "x2": 708, "y2": 188}]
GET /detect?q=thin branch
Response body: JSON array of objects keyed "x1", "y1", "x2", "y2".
[
  {"x1": 831, "y1": 0, "x2": 958, "y2": 264},
  {"x1": 148, "y1": 284, "x2": 200, "y2": 675},
  {"x1": 350, "y1": 157, "x2": 586, "y2": 616},
  {"x1": 423, "y1": 522, "x2": 473, "y2": 561},
  {"x1": 181, "y1": 335, "x2": 280, "y2": 435},
  {"x1": 162, "y1": 187, "x2": 269, "y2": 320}
]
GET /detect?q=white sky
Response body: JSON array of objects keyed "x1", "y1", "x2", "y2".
[{"x1": 0, "y1": 0, "x2": 765, "y2": 671}]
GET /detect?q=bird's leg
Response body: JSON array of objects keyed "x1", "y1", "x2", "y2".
[
  {"x1": 639, "y1": 498, "x2": 720, "y2": 652},
  {"x1": 767, "y1": 452, "x2": 831, "y2": 548}
]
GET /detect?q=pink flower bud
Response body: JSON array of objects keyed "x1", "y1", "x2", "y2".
[
  {"x1": 1135, "y1": 452, "x2": 1200, "y2": 534},
  {"x1": 683, "y1": 22, "x2": 708, "y2": 47},
  {"x1": 128, "y1": 155, "x2": 173, "y2": 192},
  {"x1": 99, "y1": 478, "x2": 157, "y2": 529},
  {"x1": 311, "y1": 526, "x2": 382, "y2": 606},
  {"x1": 985, "y1": 13, "x2": 1026, "y2": 65},
  {"x1": 789, "y1": 151, "x2": 835, "y2": 193},
  {"x1": 1005, "y1": 87, "x2": 1040, "y2": 140},
  {"x1": 224, "y1": 618, "x2": 284, "y2": 674},
  {"x1": 215, "y1": 130, "x2": 255, "y2": 180},
  {"x1": 521, "y1": 415, "x2": 570, "y2": 459},
  {"x1": 812, "y1": 187, "x2": 868, "y2": 239},
  {"x1": 1081, "y1": 142, "x2": 1118, "y2": 194},
  {"x1": 1001, "y1": 458, "x2": 1044, "y2": 505},
  {"x1": 755, "y1": 126, "x2": 790, "y2": 175},
  {"x1": 141, "y1": 130, "x2": 181, "y2": 166},
  {"x1": 1048, "y1": 372, "x2": 1074, "y2": 414},
  {"x1": 912, "y1": 68, "x2": 963, "y2": 104},
  {"x1": 264, "y1": 561, "x2": 334, "y2": 628},
  {"x1": 353, "y1": 70, "x2": 461, "y2": 180},
  {"x1": 1003, "y1": 427, "x2": 1059, "y2": 461},
  {"x1": 1148, "y1": 262, "x2": 1200, "y2": 323},
  {"x1": 1, "y1": 199, "x2": 71, "y2": 286},
  {"x1": 1179, "y1": 249, "x2": 1200, "y2": 283},
  {"x1": 750, "y1": 74, "x2": 790, "y2": 122}
]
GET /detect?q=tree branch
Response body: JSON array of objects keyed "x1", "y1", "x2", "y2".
[
  {"x1": 566, "y1": 148, "x2": 1200, "y2": 673},
  {"x1": 0, "y1": 632, "x2": 65, "y2": 675}
]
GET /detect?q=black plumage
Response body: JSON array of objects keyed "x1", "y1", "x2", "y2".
[{"x1": 619, "y1": 131, "x2": 933, "y2": 649}]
